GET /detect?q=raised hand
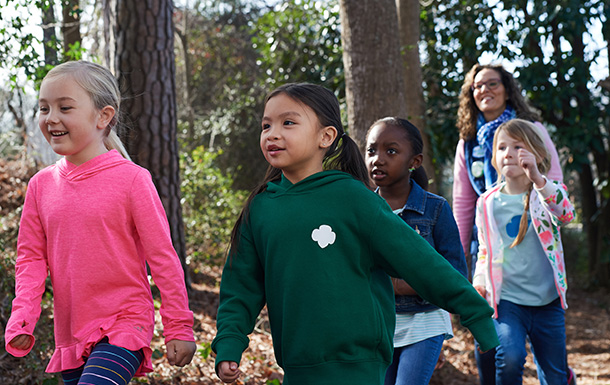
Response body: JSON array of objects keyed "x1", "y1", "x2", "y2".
[{"x1": 517, "y1": 148, "x2": 545, "y2": 188}]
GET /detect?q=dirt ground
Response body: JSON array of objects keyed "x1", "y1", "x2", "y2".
[{"x1": 138, "y1": 264, "x2": 610, "y2": 385}]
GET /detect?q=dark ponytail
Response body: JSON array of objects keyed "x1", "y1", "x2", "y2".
[
  {"x1": 412, "y1": 166, "x2": 429, "y2": 191},
  {"x1": 324, "y1": 134, "x2": 370, "y2": 188}
]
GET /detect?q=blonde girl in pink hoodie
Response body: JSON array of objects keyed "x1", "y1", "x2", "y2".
[{"x1": 5, "y1": 61, "x2": 196, "y2": 384}]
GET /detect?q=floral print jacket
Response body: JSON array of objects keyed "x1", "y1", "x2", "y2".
[{"x1": 472, "y1": 177, "x2": 575, "y2": 317}]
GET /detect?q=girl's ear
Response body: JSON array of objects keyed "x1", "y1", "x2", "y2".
[
  {"x1": 97, "y1": 106, "x2": 116, "y2": 130},
  {"x1": 320, "y1": 125, "x2": 338, "y2": 148},
  {"x1": 410, "y1": 153, "x2": 424, "y2": 169}
]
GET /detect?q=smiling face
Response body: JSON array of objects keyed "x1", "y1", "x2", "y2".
[
  {"x1": 260, "y1": 93, "x2": 335, "y2": 183},
  {"x1": 473, "y1": 68, "x2": 508, "y2": 122},
  {"x1": 365, "y1": 123, "x2": 420, "y2": 190},
  {"x1": 38, "y1": 75, "x2": 113, "y2": 165}
]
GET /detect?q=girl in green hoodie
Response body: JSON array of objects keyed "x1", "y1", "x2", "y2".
[{"x1": 212, "y1": 82, "x2": 499, "y2": 385}]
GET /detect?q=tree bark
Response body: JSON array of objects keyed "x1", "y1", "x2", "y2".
[
  {"x1": 112, "y1": 0, "x2": 191, "y2": 287},
  {"x1": 62, "y1": 0, "x2": 81, "y2": 58},
  {"x1": 41, "y1": 0, "x2": 59, "y2": 66},
  {"x1": 102, "y1": 0, "x2": 117, "y2": 70},
  {"x1": 339, "y1": 0, "x2": 407, "y2": 151},
  {"x1": 396, "y1": 0, "x2": 437, "y2": 192}
]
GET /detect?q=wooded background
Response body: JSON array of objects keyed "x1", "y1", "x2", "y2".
[
  {"x1": 2, "y1": 0, "x2": 609, "y2": 300},
  {"x1": 0, "y1": 1, "x2": 608, "y2": 382}
]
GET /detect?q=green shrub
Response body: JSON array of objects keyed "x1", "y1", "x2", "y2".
[{"x1": 180, "y1": 146, "x2": 248, "y2": 268}]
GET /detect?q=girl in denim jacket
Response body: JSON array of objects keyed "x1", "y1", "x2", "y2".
[
  {"x1": 473, "y1": 119, "x2": 575, "y2": 384},
  {"x1": 366, "y1": 117, "x2": 468, "y2": 385}
]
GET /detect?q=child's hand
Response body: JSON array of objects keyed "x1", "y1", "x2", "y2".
[
  {"x1": 166, "y1": 339, "x2": 197, "y2": 367},
  {"x1": 474, "y1": 285, "x2": 487, "y2": 299},
  {"x1": 9, "y1": 334, "x2": 33, "y2": 350},
  {"x1": 518, "y1": 149, "x2": 545, "y2": 187},
  {"x1": 218, "y1": 361, "x2": 241, "y2": 383}
]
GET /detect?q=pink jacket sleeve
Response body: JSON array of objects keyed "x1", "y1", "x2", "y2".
[
  {"x1": 472, "y1": 194, "x2": 490, "y2": 294},
  {"x1": 5, "y1": 177, "x2": 47, "y2": 357},
  {"x1": 534, "y1": 122, "x2": 563, "y2": 182},
  {"x1": 452, "y1": 139, "x2": 478, "y2": 255},
  {"x1": 130, "y1": 170, "x2": 195, "y2": 343}
]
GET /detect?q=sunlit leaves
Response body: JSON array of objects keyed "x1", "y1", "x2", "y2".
[{"x1": 252, "y1": 0, "x2": 343, "y2": 92}]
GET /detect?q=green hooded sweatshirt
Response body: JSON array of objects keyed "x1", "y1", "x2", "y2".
[{"x1": 212, "y1": 170, "x2": 498, "y2": 385}]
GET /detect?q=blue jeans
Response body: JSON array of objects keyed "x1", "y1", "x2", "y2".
[
  {"x1": 384, "y1": 334, "x2": 444, "y2": 385},
  {"x1": 494, "y1": 298, "x2": 567, "y2": 385}
]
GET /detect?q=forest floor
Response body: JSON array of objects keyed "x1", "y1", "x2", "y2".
[
  {"x1": 144, "y1": 264, "x2": 610, "y2": 385},
  {"x1": 3, "y1": 263, "x2": 609, "y2": 384}
]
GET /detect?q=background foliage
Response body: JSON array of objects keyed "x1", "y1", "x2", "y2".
[
  {"x1": 0, "y1": 0, "x2": 607, "y2": 299},
  {"x1": 180, "y1": 146, "x2": 247, "y2": 267}
]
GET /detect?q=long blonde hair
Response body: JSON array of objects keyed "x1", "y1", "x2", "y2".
[
  {"x1": 43, "y1": 61, "x2": 131, "y2": 160},
  {"x1": 492, "y1": 119, "x2": 551, "y2": 247}
]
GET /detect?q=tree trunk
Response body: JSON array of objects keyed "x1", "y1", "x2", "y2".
[
  {"x1": 396, "y1": 0, "x2": 437, "y2": 192},
  {"x1": 102, "y1": 0, "x2": 117, "y2": 70},
  {"x1": 579, "y1": 163, "x2": 610, "y2": 286},
  {"x1": 112, "y1": 0, "x2": 191, "y2": 288},
  {"x1": 62, "y1": 0, "x2": 81, "y2": 58},
  {"x1": 41, "y1": 0, "x2": 59, "y2": 66},
  {"x1": 339, "y1": 0, "x2": 407, "y2": 151}
]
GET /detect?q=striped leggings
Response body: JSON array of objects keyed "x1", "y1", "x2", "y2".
[{"x1": 61, "y1": 339, "x2": 144, "y2": 385}]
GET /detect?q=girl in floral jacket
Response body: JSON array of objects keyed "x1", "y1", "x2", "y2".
[{"x1": 473, "y1": 119, "x2": 575, "y2": 384}]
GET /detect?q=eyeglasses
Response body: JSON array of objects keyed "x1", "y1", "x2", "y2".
[{"x1": 471, "y1": 79, "x2": 502, "y2": 91}]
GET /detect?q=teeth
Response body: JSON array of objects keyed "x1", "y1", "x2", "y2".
[{"x1": 50, "y1": 131, "x2": 68, "y2": 136}]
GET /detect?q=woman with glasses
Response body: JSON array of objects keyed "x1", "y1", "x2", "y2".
[
  {"x1": 453, "y1": 63, "x2": 573, "y2": 385},
  {"x1": 454, "y1": 63, "x2": 563, "y2": 279}
]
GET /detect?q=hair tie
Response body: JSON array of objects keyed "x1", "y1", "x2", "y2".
[
  {"x1": 342, "y1": 132, "x2": 347, "y2": 138},
  {"x1": 409, "y1": 167, "x2": 415, "y2": 173}
]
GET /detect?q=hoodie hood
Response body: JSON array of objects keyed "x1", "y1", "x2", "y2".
[
  {"x1": 56, "y1": 150, "x2": 132, "y2": 182},
  {"x1": 266, "y1": 170, "x2": 357, "y2": 196}
]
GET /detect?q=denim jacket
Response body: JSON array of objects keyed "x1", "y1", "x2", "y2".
[{"x1": 393, "y1": 180, "x2": 468, "y2": 313}]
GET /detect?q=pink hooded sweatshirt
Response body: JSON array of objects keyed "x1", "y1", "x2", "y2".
[{"x1": 5, "y1": 150, "x2": 194, "y2": 375}]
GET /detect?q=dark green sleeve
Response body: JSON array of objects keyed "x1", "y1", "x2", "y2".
[
  {"x1": 369, "y1": 205, "x2": 499, "y2": 352},
  {"x1": 211, "y1": 219, "x2": 266, "y2": 369}
]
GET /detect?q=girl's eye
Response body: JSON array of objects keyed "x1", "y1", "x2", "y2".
[
  {"x1": 60, "y1": 106, "x2": 72, "y2": 111},
  {"x1": 366, "y1": 147, "x2": 375, "y2": 154},
  {"x1": 283, "y1": 120, "x2": 295, "y2": 126},
  {"x1": 387, "y1": 148, "x2": 397, "y2": 155},
  {"x1": 39, "y1": 106, "x2": 49, "y2": 113},
  {"x1": 262, "y1": 123, "x2": 270, "y2": 130}
]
